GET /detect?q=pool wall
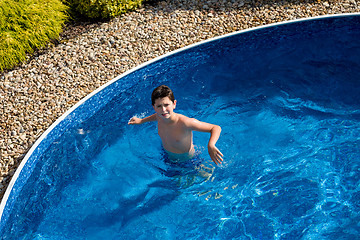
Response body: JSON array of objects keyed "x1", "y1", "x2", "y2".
[{"x1": 0, "y1": 13, "x2": 359, "y2": 232}]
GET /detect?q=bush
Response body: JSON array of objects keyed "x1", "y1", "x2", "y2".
[
  {"x1": 66, "y1": 0, "x2": 144, "y2": 19},
  {"x1": 0, "y1": 0, "x2": 68, "y2": 71}
]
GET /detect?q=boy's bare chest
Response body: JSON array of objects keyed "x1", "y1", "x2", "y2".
[{"x1": 157, "y1": 123, "x2": 189, "y2": 143}]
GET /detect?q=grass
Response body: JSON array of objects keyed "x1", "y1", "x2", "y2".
[
  {"x1": 0, "y1": 0, "x2": 148, "y2": 72},
  {"x1": 68, "y1": 0, "x2": 145, "y2": 19},
  {"x1": 0, "y1": 0, "x2": 68, "y2": 71}
]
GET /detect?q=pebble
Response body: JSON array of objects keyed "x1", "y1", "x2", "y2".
[{"x1": 0, "y1": 0, "x2": 359, "y2": 200}]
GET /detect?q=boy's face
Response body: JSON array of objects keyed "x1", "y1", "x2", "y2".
[{"x1": 153, "y1": 97, "x2": 176, "y2": 120}]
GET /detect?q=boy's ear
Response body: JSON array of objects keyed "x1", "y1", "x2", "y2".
[{"x1": 173, "y1": 100, "x2": 177, "y2": 109}]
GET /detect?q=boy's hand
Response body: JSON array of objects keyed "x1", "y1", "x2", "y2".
[
  {"x1": 128, "y1": 116, "x2": 142, "y2": 125},
  {"x1": 208, "y1": 144, "x2": 223, "y2": 165}
]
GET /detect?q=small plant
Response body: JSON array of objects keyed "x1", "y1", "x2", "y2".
[
  {"x1": 66, "y1": 0, "x2": 145, "y2": 19},
  {"x1": 0, "y1": 0, "x2": 68, "y2": 71}
]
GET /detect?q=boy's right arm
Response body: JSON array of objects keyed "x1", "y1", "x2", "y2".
[{"x1": 128, "y1": 114, "x2": 157, "y2": 125}]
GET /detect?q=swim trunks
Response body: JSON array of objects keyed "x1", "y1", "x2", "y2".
[{"x1": 163, "y1": 147, "x2": 195, "y2": 162}]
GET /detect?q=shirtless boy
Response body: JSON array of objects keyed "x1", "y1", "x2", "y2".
[{"x1": 128, "y1": 85, "x2": 223, "y2": 165}]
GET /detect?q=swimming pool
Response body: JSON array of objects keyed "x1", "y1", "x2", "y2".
[{"x1": 1, "y1": 14, "x2": 360, "y2": 239}]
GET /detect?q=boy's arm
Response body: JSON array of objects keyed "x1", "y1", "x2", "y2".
[
  {"x1": 187, "y1": 118, "x2": 223, "y2": 165},
  {"x1": 128, "y1": 114, "x2": 157, "y2": 125}
]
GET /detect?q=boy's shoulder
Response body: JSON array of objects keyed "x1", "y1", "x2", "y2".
[
  {"x1": 177, "y1": 114, "x2": 198, "y2": 125},
  {"x1": 177, "y1": 113, "x2": 192, "y2": 121}
]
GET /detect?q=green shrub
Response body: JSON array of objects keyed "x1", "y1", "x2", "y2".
[
  {"x1": 66, "y1": 0, "x2": 144, "y2": 19},
  {"x1": 0, "y1": 0, "x2": 68, "y2": 71}
]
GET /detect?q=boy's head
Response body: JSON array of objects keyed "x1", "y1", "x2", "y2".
[{"x1": 151, "y1": 85, "x2": 175, "y2": 106}]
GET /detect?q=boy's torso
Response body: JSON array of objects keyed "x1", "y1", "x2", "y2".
[{"x1": 157, "y1": 114, "x2": 193, "y2": 154}]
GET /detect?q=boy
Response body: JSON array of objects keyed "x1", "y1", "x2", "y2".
[{"x1": 128, "y1": 85, "x2": 223, "y2": 165}]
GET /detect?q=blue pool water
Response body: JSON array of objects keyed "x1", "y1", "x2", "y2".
[{"x1": 1, "y1": 15, "x2": 360, "y2": 239}]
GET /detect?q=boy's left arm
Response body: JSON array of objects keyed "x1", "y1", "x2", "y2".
[
  {"x1": 188, "y1": 118, "x2": 224, "y2": 165},
  {"x1": 207, "y1": 124, "x2": 223, "y2": 165}
]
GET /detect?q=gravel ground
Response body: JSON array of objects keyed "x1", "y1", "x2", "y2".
[{"x1": 0, "y1": 0, "x2": 359, "y2": 201}]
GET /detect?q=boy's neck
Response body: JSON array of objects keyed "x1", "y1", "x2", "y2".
[{"x1": 162, "y1": 112, "x2": 178, "y2": 124}]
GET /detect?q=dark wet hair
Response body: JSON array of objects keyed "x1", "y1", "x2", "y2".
[{"x1": 151, "y1": 85, "x2": 175, "y2": 105}]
